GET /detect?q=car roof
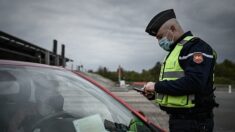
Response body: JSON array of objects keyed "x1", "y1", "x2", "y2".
[{"x1": 0, "y1": 59, "x2": 64, "y2": 70}]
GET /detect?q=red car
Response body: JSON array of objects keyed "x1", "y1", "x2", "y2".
[{"x1": 0, "y1": 60, "x2": 165, "y2": 132}]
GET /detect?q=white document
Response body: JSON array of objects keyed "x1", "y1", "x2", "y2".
[{"x1": 73, "y1": 114, "x2": 107, "y2": 132}]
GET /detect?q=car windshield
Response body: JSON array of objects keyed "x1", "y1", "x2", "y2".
[{"x1": 0, "y1": 65, "x2": 156, "y2": 132}]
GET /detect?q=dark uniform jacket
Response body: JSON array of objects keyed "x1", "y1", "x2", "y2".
[{"x1": 155, "y1": 31, "x2": 218, "y2": 114}]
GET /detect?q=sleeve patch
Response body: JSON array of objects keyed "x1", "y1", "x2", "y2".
[{"x1": 193, "y1": 53, "x2": 204, "y2": 64}]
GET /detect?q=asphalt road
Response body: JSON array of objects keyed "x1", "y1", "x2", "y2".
[
  {"x1": 112, "y1": 90, "x2": 235, "y2": 132},
  {"x1": 214, "y1": 92, "x2": 235, "y2": 132}
]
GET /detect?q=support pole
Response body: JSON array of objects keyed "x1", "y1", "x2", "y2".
[
  {"x1": 53, "y1": 40, "x2": 60, "y2": 66},
  {"x1": 45, "y1": 51, "x2": 50, "y2": 65},
  {"x1": 229, "y1": 85, "x2": 232, "y2": 93},
  {"x1": 61, "y1": 44, "x2": 65, "y2": 67}
]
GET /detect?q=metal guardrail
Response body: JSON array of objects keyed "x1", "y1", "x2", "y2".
[{"x1": 214, "y1": 84, "x2": 234, "y2": 93}]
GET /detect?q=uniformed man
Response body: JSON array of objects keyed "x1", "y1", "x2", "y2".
[{"x1": 144, "y1": 9, "x2": 218, "y2": 132}]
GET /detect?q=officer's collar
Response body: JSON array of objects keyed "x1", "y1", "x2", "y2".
[{"x1": 169, "y1": 31, "x2": 193, "y2": 51}]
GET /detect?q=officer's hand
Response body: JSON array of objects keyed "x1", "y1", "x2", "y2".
[
  {"x1": 143, "y1": 82, "x2": 156, "y2": 100},
  {"x1": 144, "y1": 82, "x2": 155, "y2": 93}
]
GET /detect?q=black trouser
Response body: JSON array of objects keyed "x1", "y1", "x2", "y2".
[{"x1": 169, "y1": 113, "x2": 214, "y2": 132}]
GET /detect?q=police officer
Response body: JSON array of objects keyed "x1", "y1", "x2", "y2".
[{"x1": 144, "y1": 9, "x2": 218, "y2": 132}]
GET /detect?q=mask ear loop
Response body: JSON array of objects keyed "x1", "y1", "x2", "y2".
[
  {"x1": 166, "y1": 28, "x2": 174, "y2": 42},
  {"x1": 164, "y1": 29, "x2": 170, "y2": 39},
  {"x1": 171, "y1": 31, "x2": 174, "y2": 42}
]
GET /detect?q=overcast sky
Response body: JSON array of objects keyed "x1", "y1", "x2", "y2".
[{"x1": 0, "y1": 0, "x2": 234, "y2": 72}]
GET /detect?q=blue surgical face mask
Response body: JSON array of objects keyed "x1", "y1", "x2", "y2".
[
  {"x1": 158, "y1": 29, "x2": 174, "y2": 51},
  {"x1": 158, "y1": 37, "x2": 174, "y2": 51}
]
